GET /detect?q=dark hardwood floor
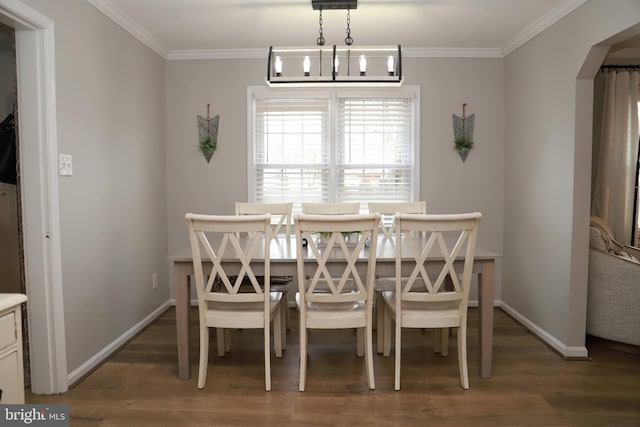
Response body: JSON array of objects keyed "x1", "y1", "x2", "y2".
[{"x1": 27, "y1": 307, "x2": 640, "y2": 426}]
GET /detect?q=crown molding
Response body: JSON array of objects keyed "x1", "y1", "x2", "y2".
[
  {"x1": 87, "y1": 0, "x2": 168, "y2": 59},
  {"x1": 501, "y1": 0, "x2": 589, "y2": 57},
  {"x1": 166, "y1": 47, "x2": 503, "y2": 61},
  {"x1": 90, "y1": 0, "x2": 591, "y2": 61}
]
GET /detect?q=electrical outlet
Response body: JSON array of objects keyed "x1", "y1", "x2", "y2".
[{"x1": 152, "y1": 273, "x2": 158, "y2": 289}]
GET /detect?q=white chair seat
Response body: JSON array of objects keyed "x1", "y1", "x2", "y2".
[
  {"x1": 296, "y1": 293, "x2": 365, "y2": 326},
  {"x1": 381, "y1": 291, "x2": 461, "y2": 327},
  {"x1": 206, "y1": 292, "x2": 282, "y2": 328}
]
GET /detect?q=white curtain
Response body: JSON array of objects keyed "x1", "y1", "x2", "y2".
[{"x1": 592, "y1": 70, "x2": 640, "y2": 245}]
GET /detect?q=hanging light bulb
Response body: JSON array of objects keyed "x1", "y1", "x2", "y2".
[
  {"x1": 359, "y1": 55, "x2": 367, "y2": 76},
  {"x1": 333, "y1": 55, "x2": 340, "y2": 75},
  {"x1": 387, "y1": 55, "x2": 395, "y2": 76},
  {"x1": 275, "y1": 56, "x2": 283, "y2": 77},
  {"x1": 303, "y1": 56, "x2": 311, "y2": 76}
]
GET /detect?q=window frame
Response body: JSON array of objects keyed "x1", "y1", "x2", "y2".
[{"x1": 246, "y1": 85, "x2": 421, "y2": 212}]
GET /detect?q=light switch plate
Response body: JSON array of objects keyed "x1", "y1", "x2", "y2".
[{"x1": 59, "y1": 154, "x2": 73, "y2": 176}]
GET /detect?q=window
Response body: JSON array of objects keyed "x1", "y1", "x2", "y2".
[{"x1": 248, "y1": 87, "x2": 419, "y2": 213}]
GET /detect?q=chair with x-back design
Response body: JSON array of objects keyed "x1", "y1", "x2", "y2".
[
  {"x1": 380, "y1": 212, "x2": 481, "y2": 390},
  {"x1": 368, "y1": 201, "x2": 427, "y2": 352},
  {"x1": 368, "y1": 201, "x2": 427, "y2": 239},
  {"x1": 186, "y1": 213, "x2": 283, "y2": 391},
  {"x1": 302, "y1": 202, "x2": 360, "y2": 215},
  {"x1": 236, "y1": 202, "x2": 293, "y2": 342},
  {"x1": 294, "y1": 213, "x2": 380, "y2": 391}
]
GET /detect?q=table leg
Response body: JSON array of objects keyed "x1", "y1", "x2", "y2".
[
  {"x1": 478, "y1": 259, "x2": 495, "y2": 379},
  {"x1": 174, "y1": 262, "x2": 191, "y2": 379}
]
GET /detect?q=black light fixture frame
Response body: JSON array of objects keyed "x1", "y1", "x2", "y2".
[{"x1": 267, "y1": 45, "x2": 402, "y2": 86}]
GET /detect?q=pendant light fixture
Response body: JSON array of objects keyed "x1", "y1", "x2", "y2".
[{"x1": 267, "y1": 0, "x2": 403, "y2": 86}]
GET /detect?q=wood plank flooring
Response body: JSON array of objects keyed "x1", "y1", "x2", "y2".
[{"x1": 27, "y1": 307, "x2": 640, "y2": 426}]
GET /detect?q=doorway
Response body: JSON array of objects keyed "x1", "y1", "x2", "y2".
[
  {"x1": 0, "y1": 2, "x2": 68, "y2": 394},
  {"x1": 591, "y1": 36, "x2": 640, "y2": 247},
  {"x1": 0, "y1": 20, "x2": 29, "y2": 387}
]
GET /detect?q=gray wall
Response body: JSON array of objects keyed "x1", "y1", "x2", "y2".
[
  {"x1": 503, "y1": 0, "x2": 640, "y2": 351},
  {"x1": 23, "y1": 0, "x2": 169, "y2": 375},
  {"x1": 165, "y1": 56, "x2": 505, "y2": 301}
]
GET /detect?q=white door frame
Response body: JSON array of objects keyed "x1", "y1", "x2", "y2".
[{"x1": 0, "y1": 0, "x2": 67, "y2": 394}]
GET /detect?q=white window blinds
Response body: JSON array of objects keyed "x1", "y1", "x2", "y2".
[
  {"x1": 337, "y1": 97, "x2": 414, "y2": 203},
  {"x1": 250, "y1": 88, "x2": 418, "y2": 212},
  {"x1": 254, "y1": 98, "x2": 329, "y2": 204}
]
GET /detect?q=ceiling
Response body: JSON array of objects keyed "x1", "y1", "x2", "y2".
[{"x1": 90, "y1": 0, "x2": 592, "y2": 59}]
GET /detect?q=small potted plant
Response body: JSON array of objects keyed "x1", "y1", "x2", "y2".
[
  {"x1": 199, "y1": 137, "x2": 216, "y2": 159},
  {"x1": 454, "y1": 135, "x2": 474, "y2": 160}
]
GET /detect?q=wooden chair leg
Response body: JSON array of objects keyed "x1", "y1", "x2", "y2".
[
  {"x1": 198, "y1": 326, "x2": 209, "y2": 389},
  {"x1": 356, "y1": 328, "x2": 364, "y2": 357},
  {"x1": 441, "y1": 327, "x2": 449, "y2": 357},
  {"x1": 433, "y1": 329, "x2": 441, "y2": 353},
  {"x1": 273, "y1": 308, "x2": 282, "y2": 358},
  {"x1": 383, "y1": 305, "x2": 392, "y2": 357},
  {"x1": 365, "y1": 323, "x2": 375, "y2": 390},
  {"x1": 394, "y1": 323, "x2": 401, "y2": 391},
  {"x1": 284, "y1": 291, "x2": 291, "y2": 331},
  {"x1": 458, "y1": 325, "x2": 469, "y2": 389},
  {"x1": 216, "y1": 328, "x2": 225, "y2": 357},
  {"x1": 264, "y1": 323, "x2": 271, "y2": 391},
  {"x1": 280, "y1": 299, "x2": 287, "y2": 350},
  {"x1": 376, "y1": 292, "x2": 384, "y2": 354},
  {"x1": 299, "y1": 321, "x2": 307, "y2": 392}
]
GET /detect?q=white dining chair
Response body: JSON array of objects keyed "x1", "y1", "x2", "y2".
[
  {"x1": 294, "y1": 213, "x2": 380, "y2": 391},
  {"x1": 368, "y1": 201, "x2": 427, "y2": 353},
  {"x1": 368, "y1": 201, "x2": 427, "y2": 239},
  {"x1": 236, "y1": 202, "x2": 293, "y2": 341},
  {"x1": 302, "y1": 202, "x2": 360, "y2": 215},
  {"x1": 236, "y1": 202, "x2": 292, "y2": 237},
  {"x1": 380, "y1": 212, "x2": 481, "y2": 390},
  {"x1": 185, "y1": 213, "x2": 283, "y2": 391}
]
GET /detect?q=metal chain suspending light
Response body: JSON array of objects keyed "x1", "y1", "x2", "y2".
[
  {"x1": 344, "y1": 8, "x2": 353, "y2": 46},
  {"x1": 317, "y1": 9, "x2": 325, "y2": 46}
]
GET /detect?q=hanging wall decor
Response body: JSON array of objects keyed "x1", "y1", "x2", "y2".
[
  {"x1": 197, "y1": 104, "x2": 219, "y2": 163},
  {"x1": 452, "y1": 103, "x2": 474, "y2": 162}
]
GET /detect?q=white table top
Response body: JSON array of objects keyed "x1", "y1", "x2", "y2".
[{"x1": 169, "y1": 235, "x2": 501, "y2": 263}]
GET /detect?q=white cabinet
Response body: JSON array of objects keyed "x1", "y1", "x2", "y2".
[{"x1": 0, "y1": 293, "x2": 27, "y2": 404}]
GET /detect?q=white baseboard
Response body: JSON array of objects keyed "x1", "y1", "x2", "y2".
[
  {"x1": 498, "y1": 300, "x2": 588, "y2": 358},
  {"x1": 67, "y1": 300, "x2": 173, "y2": 386}
]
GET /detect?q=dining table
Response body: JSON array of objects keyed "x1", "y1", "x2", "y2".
[{"x1": 169, "y1": 234, "x2": 500, "y2": 381}]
